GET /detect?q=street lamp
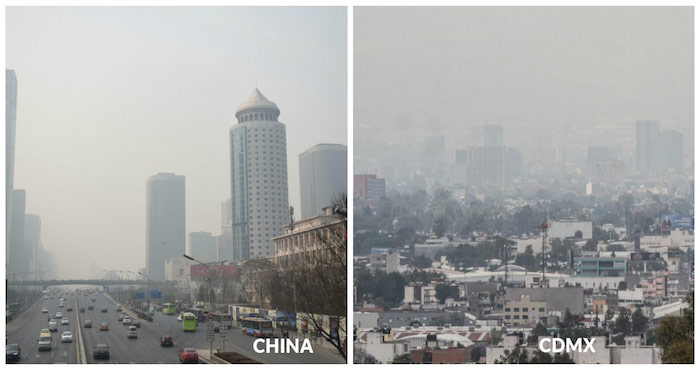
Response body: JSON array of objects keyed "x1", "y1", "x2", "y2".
[
  {"x1": 289, "y1": 206, "x2": 298, "y2": 318},
  {"x1": 139, "y1": 272, "x2": 152, "y2": 313},
  {"x1": 184, "y1": 254, "x2": 222, "y2": 359}
]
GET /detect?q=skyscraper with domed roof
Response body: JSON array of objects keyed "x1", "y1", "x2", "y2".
[{"x1": 229, "y1": 89, "x2": 289, "y2": 261}]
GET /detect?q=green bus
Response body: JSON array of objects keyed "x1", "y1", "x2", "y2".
[
  {"x1": 162, "y1": 303, "x2": 176, "y2": 315},
  {"x1": 182, "y1": 312, "x2": 197, "y2": 332}
]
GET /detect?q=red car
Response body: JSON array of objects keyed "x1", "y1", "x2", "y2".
[{"x1": 179, "y1": 348, "x2": 198, "y2": 363}]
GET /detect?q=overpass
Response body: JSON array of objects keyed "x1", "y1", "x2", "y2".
[{"x1": 7, "y1": 279, "x2": 178, "y2": 287}]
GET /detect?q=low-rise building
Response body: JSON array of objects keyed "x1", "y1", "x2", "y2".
[
  {"x1": 503, "y1": 295, "x2": 547, "y2": 327},
  {"x1": 370, "y1": 248, "x2": 400, "y2": 273},
  {"x1": 572, "y1": 257, "x2": 627, "y2": 277}
]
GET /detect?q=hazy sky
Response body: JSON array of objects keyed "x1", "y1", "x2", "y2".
[
  {"x1": 7, "y1": 7, "x2": 347, "y2": 278},
  {"x1": 355, "y1": 7, "x2": 693, "y2": 162}
]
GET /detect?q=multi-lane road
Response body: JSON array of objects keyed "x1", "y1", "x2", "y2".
[{"x1": 6, "y1": 289, "x2": 344, "y2": 364}]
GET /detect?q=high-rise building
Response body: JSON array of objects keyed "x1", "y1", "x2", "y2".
[
  {"x1": 657, "y1": 130, "x2": 683, "y2": 172},
  {"x1": 24, "y1": 214, "x2": 41, "y2": 272},
  {"x1": 507, "y1": 148, "x2": 524, "y2": 179},
  {"x1": 456, "y1": 147, "x2": 506, "y2": 187},
  {"x1": 229, "y1": 89, "x2": 289, "y2": 261},
  {"x1": 483, "y1": 124, "x2": 503, "y2": 147},
  {"x1": 6, "y1": 70, "x2": 17, "y2": 266},
  {"x1": 9, "y1": 189, "x2": 26, "y2": 275},
  {"x1": 635, "y1": 120, "x2": 659, "y2": 173},
  {"x1": 146, "y1": 173, "x2": 186, "y2": 280},
  {"x1": 354, "y1": 174, "x2": 385, "y2": 205},
  {"x1": 219, "y1": 199, "x2": 234, "y2": 261},
  {"x1": 188, "y1": 231, "x2": 218, "y2": 263},
  {"x1": 299, "y1": 143, "x2": 347, "y2": 219}
]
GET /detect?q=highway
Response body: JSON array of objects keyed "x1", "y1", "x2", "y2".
[
  {"x1": 7, "y1": 289, "x2": 344, "y2": 364},
  {"x1": 6, "y1": 292, "x2": 78, "y2": 364}
]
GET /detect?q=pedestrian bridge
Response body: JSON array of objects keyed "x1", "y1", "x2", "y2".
[{"x1": 7, "y1": 279, "x2": 177, "y2": 286}]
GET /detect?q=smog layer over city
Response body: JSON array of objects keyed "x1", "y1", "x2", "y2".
[
  {"x1": 6, "y1": 7, "x2": 348, "y2": 364},
  {"x1": 353, "y1": 7, "x2": 694, "y2": 365}
]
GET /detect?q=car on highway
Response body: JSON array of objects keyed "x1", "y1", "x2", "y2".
[
  {"x1": 117, "y1": 313, "x2": 125, "y2": 321},
  {"x1": 66, "y1": 307, "x2": 73, "y2": 312},
  {"x1": 79, "y1": 307, "x2": 85, "y2": 313},
  {"x1": 42, "y1": 307, "x2": 48, "y2": 313},
  {"x1": 176, "y1": 314, "x2": 182, "y2": 322},
  {"x1": 61, "y1": 318, "x2": 69, "y2": 325},
  {"x1": 131, "y1": 320, "x2": 141, "y2": 328},
  {"x1": 38, "y1": 336, "x2": 52, "y2": 351},
  {"x1": 101, "y1": 307, "x2": 108, "y2": 313},
  {"x1": 61, "y1": 331, "x2": 73, "y2": 343},
  {"x1": 91, "y1": 297, "x2": 96, "y2": 302},
  {"x1": 58, "y1": 302, "x2": 64, "y2": 308},
  {"x1": 160, "y1": 336, "x2": 174, "y2": 347},
  {"x1": 6, "y1": 343, "x2": 21, "y2": 363},
  {"x1": 123, "y1": 317, "x2": 131, "y2": 325},
  {"x1": 55, "y1": 312, "x2": 63, "y2": 319},
  {"x1": 88, "y1": 305, "x2": 94, "y2": 311},
  {"x1": 49, "y1": 321, "x2": 58, "y2": 332},
  {"x1": 40, "y1": 329, "x2": 51, "y2": 337},
  {"x1": 116, "y1": 305, "x2": 122, "y2": 312},
  {"x1": 84, "y1": 320, "x2": 92, "y2": 328},
  {"x1": 48, "y1": 314, "x2": 57, "y2": 322},
  {"x1": 179, "y1": 348, "x2": 199, "y2": 363},
  {"x1": 92, "y1": 344, "x2": 110, "y2": 360},
  {"x1": 99, "y1": 322, "x2": 109, "y2": 331},
  {"x1": 127, "y1": 326, "x2": 138, "y2": 339}
]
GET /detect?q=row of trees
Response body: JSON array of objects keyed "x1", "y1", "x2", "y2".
[{"x1": 355, "y1": 187, "x2": 691, "y2": 246}]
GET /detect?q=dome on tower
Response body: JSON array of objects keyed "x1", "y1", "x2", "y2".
[{"x1": 236, "y1": 88, "x2": 280, "y2": 118}]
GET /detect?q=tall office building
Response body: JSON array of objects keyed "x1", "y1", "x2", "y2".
[
  {"x1": 658, "y1": 130, "x2": 683, "y2": 172},
  {"x1": 9, "y1": 189, "x2": 26, "y2": 275},
  {"x1": 354, "y1": 174, "x2": 385, "y2": 205},
  {"x1": 188, "y1": 232, "x2": 218, "y2": 263},
  {"x1": 146, "y1": 173, "x2": 186, "y2": 280},
  {"x1": 6, "y1": 70, "x2": 17, "y2": 267},
  {"x1": 483, "y1": 124, "x2": 503, "y2": 147},
  {"x1": 299, "y1": 143, "x2": 347, "y2": 219},
  {"x1": 24, "y1": 214, "x2": 41, "y2": 272},
  {"x1": 635, "y1": 120, "x2": 659, "y2": 173},
  {"x1": 456, "y1": 147, "x2": 506, "y2": 187},
  {"x1": 229, "y1": 89, "x2": 289, "y2": 261},
  {"x1": 219, "y1": 199, "x2": 234, "y2": 261}
]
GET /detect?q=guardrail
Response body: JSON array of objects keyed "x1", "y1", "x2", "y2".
[{"x1": 75, "y1": 295, "x2": 87, "y2": 364}]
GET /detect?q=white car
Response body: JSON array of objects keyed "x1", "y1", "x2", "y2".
[
  {"x1": 42, "y1": 307, "x2": 48, "y2": 313},
  {"x1": 61, "y1": 318, "x2": 69, "y2": 325},
  {"x1": 56, "y1": 312, "x2": 63, "y2": 319},
  {"x1": 123, "y1": 317, "x2": 131, "y2": 325},
  {"x1": 61, "y1": 331, "x2": 73, "y2": 343},
  {"x1": 176, "y1": 314, "x2": 182, "y2": 322}
]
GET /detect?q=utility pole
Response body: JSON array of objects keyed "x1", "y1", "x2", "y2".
[{"x1": 539, "y1": 220, "x2": 549, "y2": 288}]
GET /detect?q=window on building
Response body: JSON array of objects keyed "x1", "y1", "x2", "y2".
[{"x1": 514, "y1": 308, "x2": 520, "y2": 312}]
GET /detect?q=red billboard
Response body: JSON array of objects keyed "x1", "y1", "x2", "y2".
[{"x1": 190, "y1": 265, "x2": 238, "y2": 279}]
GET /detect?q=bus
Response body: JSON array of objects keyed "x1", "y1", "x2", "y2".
[
  {"x1": 211, "y1": 312, "x2": 233, "y2": 329},
  {"x1": 162, "y1": 303, "x2": 176, "y2": 315},
  {"x1": 240, "y1": 317, "x2": 273, "y2": 337},
  {"x1": 182, "y1": 313, "x2": 197, "y2": 332}
]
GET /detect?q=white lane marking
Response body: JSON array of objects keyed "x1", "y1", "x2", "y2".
[
  {"x1": 63, "y1": 351, "x2": 68, "y2": 357},
  {"x1": 22, "y1": 354, "x2": 28, "y2": 359},
  {"x1": 51, "y1": 351, "x2": 55, "y2": 358},
  {"x1": 157, "y1": 361, "x2": 164, "y2": 364},
  {"x1": 35, "y1": 354, "x2": 40, "y2": 358}
]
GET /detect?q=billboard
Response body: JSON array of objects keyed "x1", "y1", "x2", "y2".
[
  {"x1": 190, "y1": 264, "x2": 238, "y2": 279},
  {"x1": 661, "y1": 214, "x2": 694, "y2": 231}
]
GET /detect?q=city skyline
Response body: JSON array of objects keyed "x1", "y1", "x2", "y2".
[{"x1": 6, "y1": 7, "x2": 347, "y2": 277}]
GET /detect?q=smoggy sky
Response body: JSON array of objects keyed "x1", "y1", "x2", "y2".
[
  {"x1": 7, "y1": 7, "x2": 347, "y2": 278},
  {"x1": 355, "y1": 7, "x2": 693, "y2": 165}
]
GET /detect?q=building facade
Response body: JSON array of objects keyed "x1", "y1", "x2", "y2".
[
  {"x1": 188, "y1": 231, "x2": 218, "y2": 263},
  {"x1": 272, "y1": 206, "x2": 345, "y2": 267},
  {"x1": 9, "y1": 189, "x2": 27, "y2": 275},
  {"x1": 299, "y1": 143, "x2": 347, "y2": 219},
  {"x1": 635, "y1": 120, "x2": 659, "y2": 173},
  {"x1": 230, "y1": 88, "x2": 289, "y2": 261},
  {"x1": 354, "y1": 174, "x2": 386, "y2": 205},
  {"x1": 6, "y1": 69, "x2": 17, "y2": 267},
  {"x1": 146, "y1": 172, "x2": 186, "y2": 280},
  {"x1": 24, "y1": 214, "x2": 41, "y2": 272}
]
